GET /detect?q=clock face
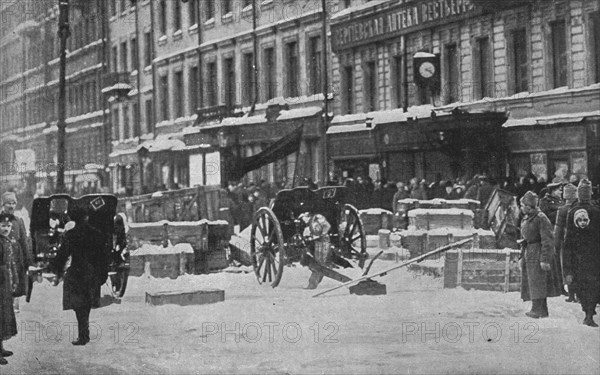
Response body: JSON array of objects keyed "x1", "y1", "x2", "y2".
[{"x1": 419, "y1": 61, "x2": 436, "y2": 78}]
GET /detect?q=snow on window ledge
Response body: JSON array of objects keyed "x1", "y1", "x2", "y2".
[{"x1": 173, "y1": 29, "x2": 183, "y2": 40}]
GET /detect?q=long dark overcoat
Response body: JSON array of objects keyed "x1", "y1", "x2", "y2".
[
  {"x1": 563, "y1": 201, "x2": 600, "y2": 311},
  {"x1": 0, "y1": 236, "x2": 17, "y2": 340},
  {"x1": 520, "y1": 208, "x2": 563, "y2": 301},
  {"x1": 8, "y1": 215, "x2": 33, "y2": 297},
  {"x1": 50, "y1": 222, "x2": 108, "y2": 310}
]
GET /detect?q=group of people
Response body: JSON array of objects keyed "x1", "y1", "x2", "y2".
[
  {"x1": 0, "y1": 190, "x2": 109, "y2": 365},
  {"x1": 519, "y1": 179, "x2": 600, "y2": 327}
]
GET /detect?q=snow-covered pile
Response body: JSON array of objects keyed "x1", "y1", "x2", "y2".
[{"x1": 407, "y1": 208, "x2": 474, "y2": 217}]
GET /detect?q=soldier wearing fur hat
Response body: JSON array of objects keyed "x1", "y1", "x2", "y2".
[
  {"x1": 563, "y1": 179, "x2": 600, "y2": 327},
  {"x1": 554, "y1": 183, "x2": 579, "y2": 302},
  {"x1": 1, "y1": 191, "x2": 33, "y2": 312},
  {"x1": 539, "y1": 182, "x2": 563, "y2": 225},
  {"x1": 519, "y1": 191, "x2": 563, "y2": 319},
  {"x1": 0, "y1": 213, "x2": 18, "y2": 365}
]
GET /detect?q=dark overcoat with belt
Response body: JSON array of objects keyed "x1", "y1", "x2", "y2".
[
  {"x1": 520, "y1": 208, "x2": 563, "y2": 301},
  {"x1": 50, "y1": 221, "x2": 108, "y2": 310}
]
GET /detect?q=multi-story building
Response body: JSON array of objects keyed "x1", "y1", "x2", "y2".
[
  {"x1": 0, "y1": 0, "x2": 109, "y2": 196},
  {"x1": 178, "y1": 0, "x2": 334, "y2": 189},
  {"x1": 326, "y1": 0, "x2": 600, "y2": 187}
]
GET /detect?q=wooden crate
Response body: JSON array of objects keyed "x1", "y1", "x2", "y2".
[
  {"x1": 146, "y1": 289, "x2": 225, "y2": 306},
  {"x1": 401, "y1": 231, "x2": 496, "y2": 257},
  {"x1": 129, "y1": 253, "x2": 195, "y2": 278},
  {"x1": 408, "y1": 208, "x2": 474, "y2": 230},
  {"x1": 444, "y1": 248, "x2": 521, "y2": 292},
  {"x1": 359, "y1": 209, "x2": 393, "y2": 235}
]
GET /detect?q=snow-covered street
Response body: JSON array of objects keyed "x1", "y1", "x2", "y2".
[{"x1": 4, "y1": 259, "x2": 599, "y2": 375}]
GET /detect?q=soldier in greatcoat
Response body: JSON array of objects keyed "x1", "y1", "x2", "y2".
[
  {"x1": 519, "y1": 191, "x2": 562, "y2": 319},
  {"x1": 50, "y1": 206, "x2": 109, "y2": 345},
  {"x1": 1, "y1": 192, "x2": 33, "y2": 311},
  {"x1": 563, "y1": 179, "x2": 600, "y2": 327},
  {"x1": 553, "y1": 183, "x2": 578, "y2": 302},
  {"x1": 539, "y1": 182, "x2": 564, "y2": 225},
  {"x1": 0, "y1": 213, "x2": 18, "y2": 365}
]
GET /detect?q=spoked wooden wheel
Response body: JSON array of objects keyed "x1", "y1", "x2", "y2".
[
  {"x1": 250, "y1": 207, "x2": 286, "y2": 287},
  {"x1": 338, "y1": 204, "x2": 367, "y2": 268}
]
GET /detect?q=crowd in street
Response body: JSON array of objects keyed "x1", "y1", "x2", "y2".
[{"x1": 224, "y1": 172, "x2": 593, "y2": 230}]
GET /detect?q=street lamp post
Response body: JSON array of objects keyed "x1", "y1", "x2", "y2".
[{"x1": 56, "y1": 0, "x2": 70, "y2": 193}]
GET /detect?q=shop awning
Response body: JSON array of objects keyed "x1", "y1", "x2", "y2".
[{"x1": 502, "y1": 110, "x2": 600, "y2": 128}]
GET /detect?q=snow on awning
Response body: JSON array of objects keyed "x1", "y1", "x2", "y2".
[
  {"x1": 137, "y1": 138, "x2": 186, "y2": 153},
  {"x1": 277, "y1": 106, "x2": 322, "y2": 121},
  {"x1": 503, "y1": 110, "x2": 600, "y2": 128},
  {"x1": 327, "y1": 123, "x2": 372, "y2": 134},
  {"x1": 101, "y1": 83, "x2": 133, "y2": 93}
]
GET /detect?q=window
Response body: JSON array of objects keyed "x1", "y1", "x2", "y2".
[
  {"x1": 286, "y1": 42, "x2": 299, "y2": 97},
  {"x1": 112, "y1": 107, "x2": 119, "y2": 140},
  {"x1": 222, "y1": 0, "x2": 232, "y2": 15},
  {"x1": 393, "y1": 55, "x2": 403, "y2": 108},
  {"x1": 132, "y1": 102, "x2": 140, "y2": 138},
  {"x1": 120, "y1": 41, "x2": 128, "y2": 71},
  {"x1": 145, "y1": 99, "x2": 153, "y2": 134},
  {"x1": 110, "y1": 0, "x2": 116, "y2": 17},
  {"x1": 174, "y1": 71, "x2": 184, "y2": 118},
  {"x1": 112, "y1": 45, "x2": 118, "y2": 72},
  {"x1": 159, "y1": 0, "x2": 167, "y2": 35},
  {"x1": 131, "y1": 37, "x2": 138, "y2": 71},
  {"x1": 364, "y1": 61, "x2": 377, "y2": 111},
  {"x1": 160, "y1": 75, "x2": 169, "y2": 120},
  {"x1": 308, "y1": 36, "x2": 322, "y2": 95},
  {"x1": 342, "y1": 65, "x2": 354, "y2": 114},
  {"x1": 264, "y1": 47, "x2": 276, "y2": 100},
  {"x1": 189, "y1": 0, "x2": 197, "y2": 26},
  {"x1": 174, "y1": 0, "x2": 181, "y2": 31},
  {"x1": 551, "y1": 20, "x2": 567, "y2": 88},
  {"x1": 144, "y1": 32, "x2": 152, "y2": 67},
  {"x1": 206, "y1": 0, "x2": 215, "y2": 20},
  {"x1": 190, "y1": 66, "x2": 199, "y2": 114},
  {"x1": 474, "y1": 36, "x2": 492, "y2": 99},
  {"x1": 120, "y1": 0, "x2": 127, "y2": 14},
  {"x1": 512, "y1": 28, "x2": 528, "y2": 93},
  {"x1": 224, "y1": 57, "x2": 235, "y2": 110},
  {"x1": 206, "y1": 61, "x2": 217, "y2": 107},
  {"x1": 445, "y1": 43, "x2": 458, "y2": 104},
  {"x1": 242, "y1": 53, "x2": 255, "y2": 106},
  {"x1": 344, "y1": 0, "x2": 351, "y2": 8},
  {"x1": 592, "y1": 12, "x2": 600, "y2": 83},
  {"x1": 123, "y1": 104, "x2": 130, "y2": 140}
]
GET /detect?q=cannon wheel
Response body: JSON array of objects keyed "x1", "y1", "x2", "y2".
[
  {"x1": 339, "y1": 204, "x2": 367, "y2": 268},
  {"x1": 251, "y1": 207, "x2": 285, "y2": 287}
]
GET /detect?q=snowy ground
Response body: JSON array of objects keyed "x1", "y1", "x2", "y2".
[{"x1": 4, "y1": 258, "x2": 599, "y2": 375}]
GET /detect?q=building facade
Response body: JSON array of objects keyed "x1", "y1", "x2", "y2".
[
  {"x1": 327, "y1": 0, "x2": 600, "y2": 187},
  {"x1": 0, "y1": 0, "x2": 109, "y2": 196}
]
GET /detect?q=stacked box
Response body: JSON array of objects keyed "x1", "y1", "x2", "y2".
[
  {"x1": 359, "y1": 209, "x2": 393, "y2": 235},
  {"x1": 400, "y1": 229, "x2": 496, "y2": 258},
  {"x1": 129, "y1": 253, "x2": 195, "y2": 278},
  {"x1": 408, "y1": 208, "x2": 474, "y2": 230},
  {"x1": 444, "y1": 248, "x2": 521, "y2": 292}
]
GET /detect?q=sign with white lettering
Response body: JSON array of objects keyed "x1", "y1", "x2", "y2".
[{"x1": 331, "y1": 0, "x2": 479, "y2": 51}]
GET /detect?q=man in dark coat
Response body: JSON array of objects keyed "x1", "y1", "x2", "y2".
[
  {"x1": 563, "y1": 179, "x2": 600, "y2": 327},
  {"x1": 0, "y1": 213, "x2": 18, "y2": 364},
  {"x1": 1, "y1": 192, "x2": 33, "y2": 309},
  {"x1": 554, "y1": 183, "x2": 578, "y2": 302},
  {"x1": 50, "y1": 206, "x2": 108, "y2": 345},
  {"x1": 519, "y1": 191, "x2": 562, "y2": 319}
]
